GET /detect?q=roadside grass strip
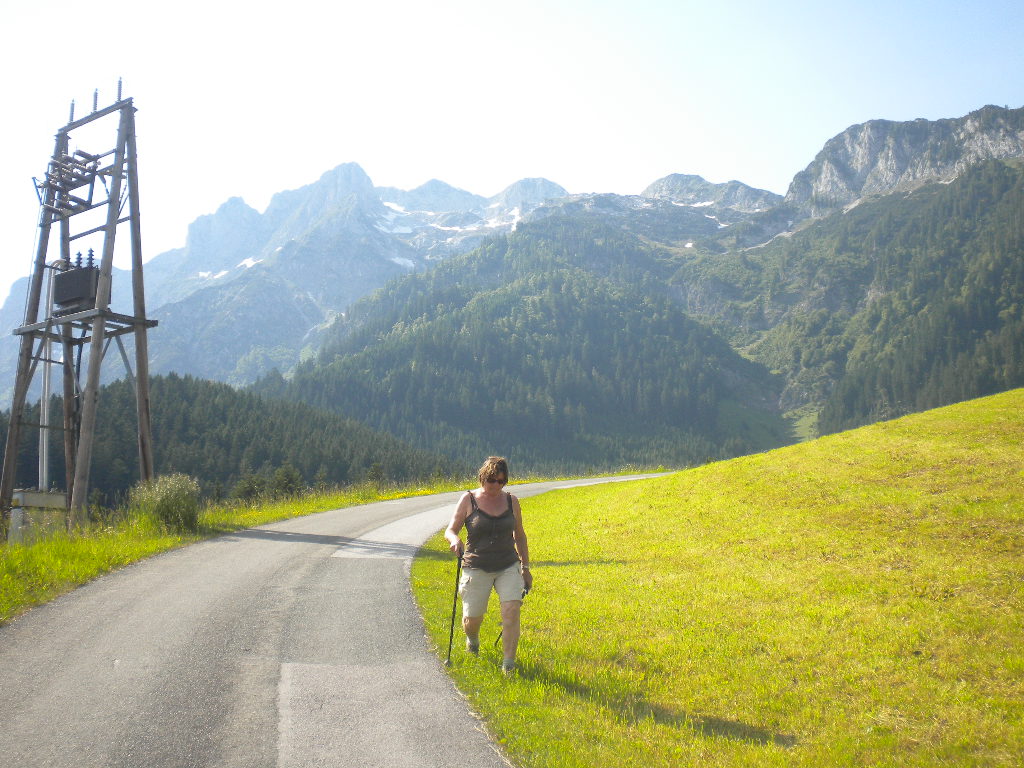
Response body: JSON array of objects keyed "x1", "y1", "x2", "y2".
[
  {"x1": 412, "y1": 388, "x2": 1024, "y2": 768},
  {"x1": 0, "y1": 515, "x2": 185, "y2": 624},
  {"x1": 0, "y1": 479, "x2": 471, "y2": 624}
]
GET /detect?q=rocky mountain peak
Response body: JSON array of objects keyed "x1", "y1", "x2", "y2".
[
  {"x1": 138, "y1": 196, "x2": 269, "y2": 306},
  {"x1": 488, "y1": 178, "x2": 568, "y2": 212},
  {"x1": 185, "y1": 197, "x2": 262, "y2": 251},
  {"x1": 318, "y1": 162, "x2": 376, "y2": 197},
  {"x1": 263, "y1": 162, "x2": 377, "y2": 227},
  {"x1": 642, "y1": 174, "x2": 782, "y2": 213},
  {"x1": 376, "y1": 179, "x2": 487, "y2": 213}
]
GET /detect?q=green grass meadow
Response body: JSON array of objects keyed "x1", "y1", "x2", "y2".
[{"x1": 412, "y1": 389, "x2": 1024, "y2": 767}]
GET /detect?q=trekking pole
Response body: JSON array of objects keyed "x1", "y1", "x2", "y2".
[{"x1": 445, "y1": 553, "x2": 463, "y2": 667}]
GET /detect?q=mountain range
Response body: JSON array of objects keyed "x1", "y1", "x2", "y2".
[
  {"x1": 3, "y1": 104, "x2": 1020, "y2": 393},
  {"x1": 1, "y1": 103, "x2": 1023, "y2": 484},
  {"x1": 0, "y1": 168, "x2": 571, "y2": 394}
]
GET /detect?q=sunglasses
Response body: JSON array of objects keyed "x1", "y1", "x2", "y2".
[{"x1": 485, "y1": 476, "x2": 507, "y2": 485}]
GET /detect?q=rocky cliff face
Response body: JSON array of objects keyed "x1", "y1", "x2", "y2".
[
  {"x1": 785, "y1": 104, "x2": 1024, "y2": 216},
  {"x1": 142, "y1": 197, "x2": 268, "y2": 307}
]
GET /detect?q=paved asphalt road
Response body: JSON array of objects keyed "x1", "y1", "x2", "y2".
[{"x1": 0, "y1": 476, "x2": 660, "y2": 767}]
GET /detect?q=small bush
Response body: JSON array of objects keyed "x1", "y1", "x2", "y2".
[
  {"x1": 231, "y1": 472, "x2": 267, "y2": 501},
  {"x1": 271, "y1": 463, "x2": 304, "y2": 497},
  {"x1": 129, "y1": 474, "x2": 201, "y2": 532}
]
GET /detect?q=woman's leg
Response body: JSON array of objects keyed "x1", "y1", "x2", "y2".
[
  {"x1": 463, "y1": 614, "x2": 484, "y2": 644},
  {"x1": 460, "y1": 567, "x2": 492, "y2": 652},
  {"x1": 499, "y1": 599, "x2": 522, "y2": 664}
]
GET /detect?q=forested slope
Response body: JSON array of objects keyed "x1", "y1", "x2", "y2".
[
  {"x1": 264, "y1": 221, "x2": 790, "y2": 472},
  {"x1": 669, "y1": 159, "x2": 1024, "y2": 432}
]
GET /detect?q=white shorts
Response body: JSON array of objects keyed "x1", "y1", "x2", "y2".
[{"x1": 459, "y1": 562, "x2": 525, "y2": 618}]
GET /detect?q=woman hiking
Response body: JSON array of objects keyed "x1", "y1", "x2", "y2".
[{"x1": 444, "y1": 456, "x2": 532, "y2": 675}]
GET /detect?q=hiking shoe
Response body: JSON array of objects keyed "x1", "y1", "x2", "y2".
[
  {"x1": 466, "y1": 638, "x2": 479, "y2": 656},
  {"x1": 501, "y1": 660, "x2": 516, "y2": 676}
]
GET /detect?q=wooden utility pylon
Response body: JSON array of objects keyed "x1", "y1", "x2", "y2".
[{"x1": 0, "y1": 91, "x2": 156, "y2": 535}]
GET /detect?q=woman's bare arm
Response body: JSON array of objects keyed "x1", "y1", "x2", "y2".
[{"x1": 444, "y1": 492, "x2": 473, "y2": 555}]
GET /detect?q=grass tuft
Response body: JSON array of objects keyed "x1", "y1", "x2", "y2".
[{"x1": 129, "y1": 473, "x2": 201, "y2": 531}]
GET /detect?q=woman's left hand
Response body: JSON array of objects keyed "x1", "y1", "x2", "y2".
[{"x1": 523, "y1": 567, "x2": 533, "y2": 593}]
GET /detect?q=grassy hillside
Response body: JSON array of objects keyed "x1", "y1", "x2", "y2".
[{"x1": 412, "y1": 388, "x2": 1024, "y2": 767}]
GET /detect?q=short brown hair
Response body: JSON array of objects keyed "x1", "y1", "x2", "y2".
[{"x1": 477, "y1": 456, "x2": 509, "y2": 485}]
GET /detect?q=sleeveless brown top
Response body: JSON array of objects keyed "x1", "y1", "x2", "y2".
[{"x1": 462, "y1": 492, "x2": 519, "y2": 572}]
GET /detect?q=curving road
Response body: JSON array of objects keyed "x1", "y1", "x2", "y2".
[{"x1": 0, "y1": 476, "x2": 659, "y2": 767}]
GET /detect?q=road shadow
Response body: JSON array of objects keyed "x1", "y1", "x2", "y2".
[
  {"x1": 221, "y1": 530, "x2": 633, "y2": 567},
  {"x1": 222, "y1": 529, "x2": 450, "y2": 560},
  {"x1": 514, "y1": 661, "x2": 797, "y2": 748}
]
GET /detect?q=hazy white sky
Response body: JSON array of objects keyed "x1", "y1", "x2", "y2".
[{"x1": 1, "y1": 0, "x2": 1022, "y2": 303}]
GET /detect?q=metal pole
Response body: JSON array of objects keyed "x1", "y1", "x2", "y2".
[
  {"x1": 59, "y1": 212, "x2": 75, "y2": 510},
  {"x1": 0, "y1": 132, "x2": 66, "y2": 528},
  {"x1": 125, "y1": 104, "x2": 155, "y2": 483},
  {"x1": 38, "y1": 265, "x2": 57, "y2": 490},
  {"x1": 61, "y1": 321, "x2": 77, "y2": 506},
  {"x1": 69, "y1": 106, "x2": 131, "y2": 518}
]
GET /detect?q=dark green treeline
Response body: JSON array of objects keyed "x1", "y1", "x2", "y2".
[{"x1": 0, "y1": 373, "x2": 458, "y2": 504}]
